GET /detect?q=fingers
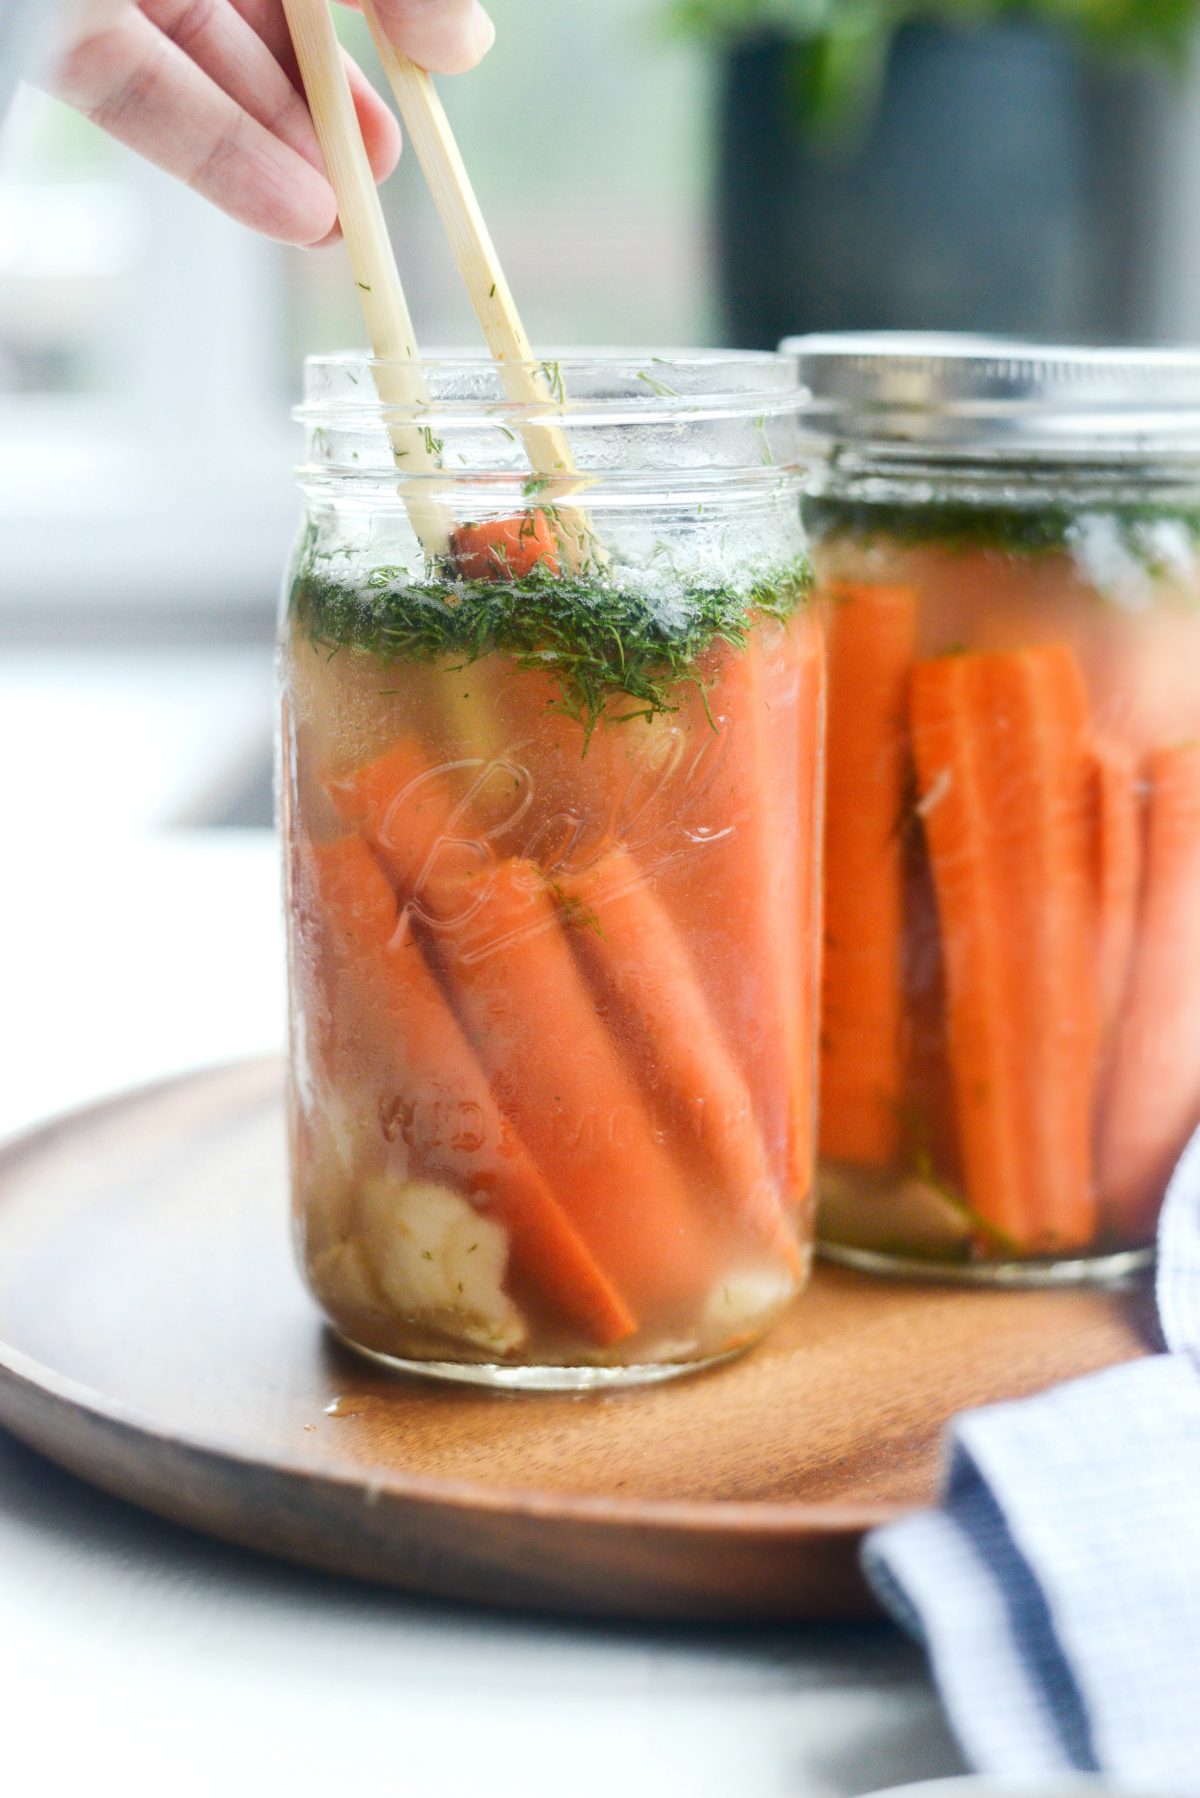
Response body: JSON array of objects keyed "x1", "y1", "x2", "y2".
[
  {"x1": 48, "y1": 0, "x2": 482, "y2": 248},
  {"x1": 337, "y1": 0, "x2": 495, "y2": 75},
  {"x1": 140, "y1": 0, "x2": 325, "y2": 168},
  {"x1": 228, "y1": 1, "x2": 401, "y2": 181},
  {"x1": 52, "y1": 7, "x2": 338, "y2": 243}
]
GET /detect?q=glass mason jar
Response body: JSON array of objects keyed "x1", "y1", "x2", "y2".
[
  {"x1": 788, "y1": 332, "x2": 1200, "y2": 1284},
  {"x1": 280, "y1": 350, "x2": 821, "y2": 1387}
]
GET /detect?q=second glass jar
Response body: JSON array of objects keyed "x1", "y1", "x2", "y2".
[
  {"x1": 792, "y1": 332, "x2": 1200, "y2": 1283},
  {"x1": 282, "y1": 351, "x2": 821, "y2": 1385}
]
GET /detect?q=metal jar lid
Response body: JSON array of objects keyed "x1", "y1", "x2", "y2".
[{"x1": 781, "y1": 331, "x2": 1200, "y2": 459}]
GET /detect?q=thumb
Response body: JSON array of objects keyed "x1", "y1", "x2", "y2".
[{"x1": 343, "y1": 0, "x2": 495, "y2": 76}]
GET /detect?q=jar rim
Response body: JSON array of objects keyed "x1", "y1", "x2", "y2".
[
  {"x1": 783, "y1": 330, "x2": 1200, "y2": 460},
  {"x1": 298, "y1": 346, "x2": 803, "y2": 427},
  {"x1": 294, "y1": 346, "x2": 807, "y2": 498},
  {"x1": 305, "y1": 345, "x2": 791, "y2": 370},
  {"x1": 305, "y1": 346, "x2": 796, "y2": 378}
]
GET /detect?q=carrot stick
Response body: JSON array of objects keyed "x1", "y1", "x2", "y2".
[
  {"x1": 327, "y1": 736, "x2": 452, "y2": 893},
  {"x1": 819, "y1": 582, "x2": 918, "y2": 1167},
  {"x1": 423, "y1": 855, "x2": 720, "y2": 1312},
  {"x1": 910, "y1": 644, "x2": 1098, "y2": 1252},
  {"x1": 328, "y1": 735, "x2": 531, "y2": 913},
  {"x1": 1097, "y1": 741, "x2": 1200, "y2": 1241},
  {"x1": 450, "y1": 510, "x2": 561, "y2": 581},
  {"x1": 1088, "y1": 736, "x2": 1143, "y2": 1067},
  {"x1": 558, "y1": 845, "x2": 800, "y2": 1269},
  {"x1": 791, "y1": 608, "x2": 826, "y2": 1202},
  {"x1": 308, "y1": 833, "x2": 636, "y2": 1344},
  {"x1": 651, "y1": 614, "x2": 820, "y2": 1201}
]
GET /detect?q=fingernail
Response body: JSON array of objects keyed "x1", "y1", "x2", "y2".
[{"x1": 472, "y1": 3, "x2": 496, "y2": 57}]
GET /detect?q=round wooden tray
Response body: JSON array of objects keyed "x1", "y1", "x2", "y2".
[{"x1": 0, "y1": 1059, "x2": 1157, "y2": 1621}]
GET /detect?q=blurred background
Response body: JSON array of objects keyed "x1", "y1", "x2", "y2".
[{"x1": 4, "y1": 0, "x2": 1200, "y2": 837}]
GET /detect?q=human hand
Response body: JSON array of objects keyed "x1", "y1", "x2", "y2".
[{"x1": 46, "y1": 1, "x2": 495, "y2": 244}]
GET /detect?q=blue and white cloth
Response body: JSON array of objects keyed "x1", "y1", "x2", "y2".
[{"x1": 864, "y1": 1144, "x2": 1200, "y2": 1788}]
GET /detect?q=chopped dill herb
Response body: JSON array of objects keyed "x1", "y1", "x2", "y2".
[
  {"x1": 420, "y1": 425, "x2": 444, "y2": 459},
  {"x1": 806, "y1": 493, "x2": 1200, "y2": 569},
  {"x1": 356, "y1": 281, "x2": 372, "y2": 292},
  {"x1": 544, "y1": 877, "x2": 606, "y2": 938},
  {"x1": 488, "y1": 281, "x2": 497, "y2": 298},
  {"x1": 908, "y1": 1147, "x2": 1024, "y2": 1258},
  {"x1": 540, "y1": 359, "x2": 565, "y2": 404},
  {"x1": 637, "y1": 369, "x2": 680, "y2": 398},
  {"x1": 290, "y1": 552, "x2": 811, "y2": 740}
]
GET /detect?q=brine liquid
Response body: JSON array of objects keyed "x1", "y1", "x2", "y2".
[
  {"x1": 282, "y1": 610, "x2": 822, "y2": 1373},
  {"x1": 816, "y1": 532, "x2": 1200, "y2": 1271}
]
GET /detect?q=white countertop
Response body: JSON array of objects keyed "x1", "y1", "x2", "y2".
[{"x1": 0, "y1": 826, "x2": 966, "y2": 1798}]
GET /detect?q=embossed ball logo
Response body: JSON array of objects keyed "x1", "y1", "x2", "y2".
[{"x1": 370, "y1": 723, "x2": 737, "y2": 966}]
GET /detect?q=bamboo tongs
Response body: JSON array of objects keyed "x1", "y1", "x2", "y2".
[{"x1": 282, "y1": 0, "x2": 595, "y2": 570}]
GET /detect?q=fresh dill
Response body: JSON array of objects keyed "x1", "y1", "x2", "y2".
[
  {"x1": 544, "y1": 877, "x2": 606, "y2": 938},
  {"x1": 909, "y1": 1148, "x2": 1024, "y2": 1258},
  {"x1": 806, "y1": 493, "x2": 1200, "y2": 568},
  {"x1": 290, "y1": 554, "x2": 812, "y2": 740}
]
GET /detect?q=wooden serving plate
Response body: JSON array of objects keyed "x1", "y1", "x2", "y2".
[{"x1": 0, "y1": 1059, "x2": 1157, "y2": 1621}]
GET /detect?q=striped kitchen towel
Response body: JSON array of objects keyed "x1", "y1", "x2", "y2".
[{"x1": 864, "y1": 1138, "x2": 1200, "y2": 1789}]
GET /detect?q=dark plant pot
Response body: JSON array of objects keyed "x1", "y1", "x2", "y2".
[{"x1": 718, "y1": 19, "x2": 1170, "y2": 347}]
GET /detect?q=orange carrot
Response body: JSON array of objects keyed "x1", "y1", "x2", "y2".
[
  {"x1": 559, "y1": 845, "x2": 800, "y2": 1269},
  {"x1": 1088, "y1": 736, "x2": 1143, "y2": 1064},
  {"x1": 423, "y1": 856, "x2": 720, "y2": 1313},
  {"x1": 1097, "y1": 742, "x2": 1200, "y2": 1241},
  {"x1": 450, "y1": 510, "x2": 561, "y2": 582},
  {"x1": 910, "y1": 644, "x2": 1098, "y2": 1252},
  {"x1": 650, "y1": 613, "x2": 820, "y2": 1201},
  {"x1": 308, "y1": 834, "x2": 636, "y2": 1344},
  {"x1": 820, "y1": 582, "x2": 918, "y2": 1167},
  {"x1": 327, "y1": 737, "x2": 453, "y2": 898},
  {"x1": 328, "y1": 735, "x2": 532, "y2": 920},
  {"x1": 791, "y1": 609, "x2": 826, "y2": 1203}
]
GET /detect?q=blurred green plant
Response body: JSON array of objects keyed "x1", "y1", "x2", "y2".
[{"x1": 668, "y1": 1, "x2": 1200, "y2": 133}]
